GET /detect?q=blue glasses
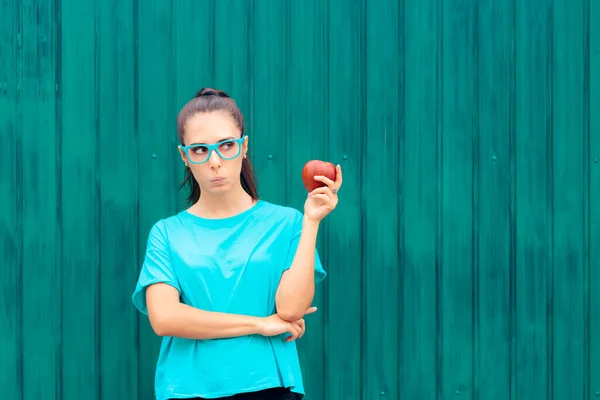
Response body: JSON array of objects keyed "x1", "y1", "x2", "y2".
[{"x1": 180, "y1": 135, "x2": 246, "y2": 164}]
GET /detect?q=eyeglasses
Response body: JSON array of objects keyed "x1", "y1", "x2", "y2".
[{"x1": 180, "y1": 136, "x2": 246, "y2": 165}]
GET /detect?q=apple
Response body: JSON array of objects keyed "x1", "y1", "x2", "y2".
[{"x1": 302, "y1": 160, "x2": 337, "y2": 192}]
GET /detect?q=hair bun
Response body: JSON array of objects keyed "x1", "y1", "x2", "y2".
[{"x1": 195, "y1": 88, "x2": 216, "y2": 97}]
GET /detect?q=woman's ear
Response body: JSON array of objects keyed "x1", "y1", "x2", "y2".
[
  {"x1": 243, "y1": 135, "x2": 249, "y2": 155},
  {"x1": 178, "y1": 145, "x2": 188, "y2": 165}
]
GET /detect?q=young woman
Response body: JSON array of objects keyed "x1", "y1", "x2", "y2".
[{"x1": 132, "y1": 88, "x2": 342, "y2": 400}]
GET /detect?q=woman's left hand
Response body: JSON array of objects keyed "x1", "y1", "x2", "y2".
[{"x1": 304, "y1": 164, "x2": 343, "y2": 223}]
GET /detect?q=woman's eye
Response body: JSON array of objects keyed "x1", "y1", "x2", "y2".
[{"x1": 193, "y1": 146, "x2": 207, "y2": 154}]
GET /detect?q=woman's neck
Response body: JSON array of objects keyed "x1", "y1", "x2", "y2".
[{"x1": 190, "y1": 185, "x2": 256, "y2": 219}]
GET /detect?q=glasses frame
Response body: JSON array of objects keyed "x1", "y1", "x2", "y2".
[{"x1": 179, "y1": 135, "x2": 247, "y2": 165}]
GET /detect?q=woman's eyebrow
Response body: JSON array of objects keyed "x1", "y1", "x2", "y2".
[{"x1": 190, "y1": 136, "x2": 236, "y2": 145}]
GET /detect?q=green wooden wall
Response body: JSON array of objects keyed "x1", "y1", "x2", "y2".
[{"x1": 1, "y1": 0, "x2": 599, "y2": 399}]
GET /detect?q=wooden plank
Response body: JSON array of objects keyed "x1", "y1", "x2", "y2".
[
  {"x1": 20, "y1": 0, "x2": 60, "y2": 397},
  {"x1": 476, "y1": 0, "x2": 513, "y2": 398},
  {"x1": 136, "y1": 0, "x2": 175, "y2": 398},
  {"x1": 172, "y1": 0, "x2": 213, "y2": 210},
  {"x1": 97, "y1": 0, "x2": 138, "y2": 398},
  {"x1": 363, "y1": 0, "x2": 401, "y2": 398},
  {"x1": 252, "y1": 0, "x2": 288, "y2": 204},
  {"x1": 552, "y1": 0, "x2": 587, "y2": 397},
  {"x1": 59, "y1": 0, "x2": 99, "y2": 398},
  {"x1": 0, "y1": 0, "x2": 22, "y2": 397},
  {"x1": 402, "y1": 0, "x2": 440, "y2": 397},
  {"x1": 212, "y1": 0, "x2": 252, "y2": 122},
  {"x1": 288, "y1": 1, "x2": 330, "y2": 399},
  {"x1": 324, "y1": 0, "x2": 365, "y2": 399},
  {"x1": 514, "y1": 0, "x2": 552, "y2": 398},
  {"x1": 590, "y1": 0, "x2": 600, "y2": 396},
  {"x1": 441, "y1": 0, "x2": 477, "y2": 397}
]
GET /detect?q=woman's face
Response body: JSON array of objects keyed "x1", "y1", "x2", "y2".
[{"x1": 179, "y1": 111, "x2": 248, "y2": 196}]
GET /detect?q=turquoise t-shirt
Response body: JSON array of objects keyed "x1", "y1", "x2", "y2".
[{"x1": 132, "y1": 200, "x2": 326, "y2": 400}]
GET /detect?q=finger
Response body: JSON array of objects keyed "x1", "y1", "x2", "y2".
[
  {"x1": 310, "y1": 187, "x2": 335, "y2": 199},
  {"x1": 335, "y1": 164, "x2": 343, "y2": 188},
  {"x1": 304, "y1": 306, "x2": 318, "y2": 315},
  {"x1": 309, "y1": 194, "x2": 332, "y2": 203},
  {"x1": 298, "y1": 319, "x2": 306, "y2": 339},
  {"x1": 286, "y1": 324, "x2": 301, "y2": 342},
  {"x1": 313, "y1": 175, "x2": 335, "y2": 188}
]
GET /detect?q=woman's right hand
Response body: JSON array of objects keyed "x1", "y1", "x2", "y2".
[{"x1": 257, "y1": 307, "x2": 317, "y2": 342}]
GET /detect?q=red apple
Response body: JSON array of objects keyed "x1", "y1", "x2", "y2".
[{"x1": 302, "y1": 160, "x2": 337, "y2": 192}]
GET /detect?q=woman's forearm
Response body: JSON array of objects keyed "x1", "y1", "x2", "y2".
[
  {"x1": 147, "y1": 284, "x2": 261, "y2": 339},
  {"x1": 154, "y1": 303, "x2": 262, "y2": 339},
  {"x1": 275, "y1": 217, "x2": 320, "y2": 321}
]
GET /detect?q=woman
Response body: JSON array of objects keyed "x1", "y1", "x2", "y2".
[{"x1": 132, "y1": 88, "x2": 342, "y2": 400}]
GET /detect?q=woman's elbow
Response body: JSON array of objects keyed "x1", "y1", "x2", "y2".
[
  {"x1": 276, "y1": 307, "x2": 306, "y2": 322},
  {"x1": 148, "y1": 311, "x2": 173, "y2": 336}
]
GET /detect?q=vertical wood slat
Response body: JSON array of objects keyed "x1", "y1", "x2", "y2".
[
  {"x1": 514, "y1": 0, "x2": 552, "y2": 398},
  {"x1": 20, "y1": 0, "x2": 60, "y2": 397},
  {"x1": 402, "y1": 0, "x2": 440, "y2": 398},
  {"x1": 590, "y1": 0, "x2": 600, "y2": 397},
  {"x1": 136, "y1": 1, "x2": 174, "y2": 399},
  {"x1": 0, "y1": 0, "x2": 23, "y2": 398},
  {"x1": 552, "y1": 0, "x2": 587, "y2": 398},
  {"x1": 440, "y1": 0, "x2": 477, "y2": 398},
  {"x1": 363, "y1": 0, "x2": 401, "y2": 398},
  {"x1": 60, "y1": 0, "x2": 99, "y2": 397},
  {"x1": 251, "y1": 0, "x2": 288, "y2": 205},
  {"x1": 325, "y1": 0, "x2": 365, "y2": 399},
  {"x1": 97, "y1": 0, "x2": 138, "y2": 398},
  {"x1": 476, "y1": 0, "x2": 514, "y2": 398},
  {"x1": 288, "y1": 1, "x2": 329, "y2": 398}
]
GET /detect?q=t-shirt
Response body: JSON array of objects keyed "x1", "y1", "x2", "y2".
[{"x1": 131, "y1": 200, "x2": 326, "y2": 400}]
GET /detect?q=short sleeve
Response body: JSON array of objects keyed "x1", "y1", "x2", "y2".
[
  {"x1": 283, "y1": 211, "x2": 327, "y2": 283},
  {"x1": 132, "y1": 220, "x2": 181, "y2": 315}
]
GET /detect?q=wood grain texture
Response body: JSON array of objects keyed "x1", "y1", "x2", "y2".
[
  {"x1": 441, "y1": 0, "x2": 477, "y2": 398},
  {"x1": 476, "y1": 0, "x2": 514, "y2": 398},
  {"x1": 514, "y1": 0, "x2": 552, "y2": 398},
  {"x1": 1, "y1": 1, "x2": 599, "y2": 399},
  {"x1": 363, "y1": 0, "x2": 401, "y2": 398},
  {"x1": 0, "y1": 0, "x2": 22, "y2": 398},
  {"x1": 20, "y1": 0, "x2": 60, "y2": 397},
  {"x1": 60, "y1": 0, "x2": 99, "y2": 398},
  {"x1": 402, "y1": 0, "x2": 440, "y2": 398},
  {"x1": 552, "y1": 0, "x2": 588, "y2": 398},
  {"x1": 97, "y1": 0, "x2": 138, "y2": 398},
  {"x1": 590, "y1": 0, "x2": 600, "y2": 398}
]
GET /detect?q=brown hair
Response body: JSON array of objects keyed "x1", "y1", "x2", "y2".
[{"x1": 177, "y1": 88, "x2": 259, "y2": 205}]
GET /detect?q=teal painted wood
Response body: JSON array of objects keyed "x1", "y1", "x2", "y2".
[
  {"x1": 0, "y1": 0, "x2": 22, "y2": 398},
  {"x1": 477, "y1": 0, "x2": 514, "y2": 398},
  {"x1": 1, "y1": 0, "x2": 600, "y2": 399},
  {"x1": 402, "y1": 0, "x2": 439, "y2": 398},
  {"x1": 364, "y1": 0, "x2": 401, "y2": 398},
  {"x1": 60, "y1": 0, "x2": 99, "y2": 398},
  {"x1": 20, "y1": 0, "x2": 60, "y2": 397},
  {"x1": 96, "y1": 0, "x2": 138, "y2": 398},
  {"x1": 553, "y1": 0, "x2": 588, "y2": 398},
  {"x1": 441, "y1": 0, "x2": 477, "y2": 398},
  {"x1": 514, "y1": 0, "x2": 552, "y2": 398},
  {"x1": 591, "y1": 0, "x2": 600, "y2": 396}
]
